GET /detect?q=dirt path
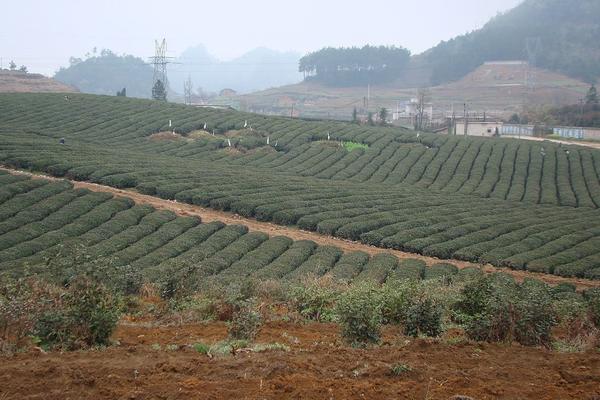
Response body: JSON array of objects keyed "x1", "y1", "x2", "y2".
[
  {"x1": 512, "y1": 135, "x2": 600, "y2": 150},
  {"x1": 1, "y1": 320, "x2": 599, "y2": 400},
  {"x1": 3, "y1": 166, "x2": 600, "y2": 290}
]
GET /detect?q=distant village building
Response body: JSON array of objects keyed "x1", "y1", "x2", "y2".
[
  {"x1": 455, "y1": 121, "x2": 503, "y2": 137},
  {"x1": 219, "y1": 88, "x2": 237, "y2": 97},
  {"x1": 502, "y1": 124, "x2": 534, "y2": 137},
  {"x1": 553, "y1": 126, "x2": 600, "y2": 140},
  {"x1": 392, "y1": 99, "x2": 434, "y2": 125}
]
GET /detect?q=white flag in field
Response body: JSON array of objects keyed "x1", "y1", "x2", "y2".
[
  {"x1": 169, "y1": 120, "x2": 172, "y2": 127},
  {"x1": 244, "y1": 120, "x2": 248, "y2": 128},
  {"x1": 228, "y1": 139, "x2": 232, "y2": 147},
  {"x1": 204, "y1": 122, "x2": 207, "y2": 130},
  {"x1": 267, "y1": 136, "x2": 270, "y2": 145}
]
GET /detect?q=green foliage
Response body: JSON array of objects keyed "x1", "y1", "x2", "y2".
[
  {"x1": 193, "y1": 342, "x2": 210, "y2": 354},
  {"x1": 427, "y1": 0, "x2": 600, "y2": 84},
  {"x1": 390, "y1": 363, "x2": 412, "y2": 376},
  {"x1": 378, "y1": 108, "x2": 388, "y2": 126},
  {"x1": 343, "y1": 141, "x2": 369, "y2": 151},
  {"x1": 289, "y1": 279, "x2": 340, "y2": 322},
  {"x1": 584, "y1": 289, "x2": 600, "y2": 328},
  {"x1": 404, "y1": 297, "x2": 443, "y2": 337},
  {"x1": 31, "y1": 276, "x2": 120, "y2": 350},
  {"x1": 457, "y1": 276, "x2": 557, "y2": 346},
  {"x1": 54, "y1": 50, "x2": 154, "y2": 99},
  {"x1": 152, "y1": 79, "x2": 167, "y2": 101},
  {"x1": 351, "y1": 107, "x2": 359, "y2": 124},
  {"x1": 0, "y1": 277, "x2": 58, "y2": 351},
  {"x1": 300, "y1": 45, "x2": 410, "y2": 86},
  {"x1": 336, "y1": 284, "x2": 382, "y2": 346},
  {"x1": 1, "y1": 93, "x2": 600, "y2": 281},
  {"x1": 586, "y1": 85, "x2": 599, "y2": 106}
]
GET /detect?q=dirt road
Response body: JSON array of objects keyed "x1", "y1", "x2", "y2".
[
  {"x1": 2, "y1": 166, "x2": 600, "y2": 290},
  {"x1": 508, "y1": 135, "x2": 600, "y2": 150}
]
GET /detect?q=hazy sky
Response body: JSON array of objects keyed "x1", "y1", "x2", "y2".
[{"x1": 2, "y1": 0, "x2": 522, "y2": 76}]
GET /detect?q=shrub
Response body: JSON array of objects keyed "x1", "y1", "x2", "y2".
[
  {"x1": 390, "y1": 363, "x2": 412, "y2": 376},
  {"x1": 35, "y1": 276, "x2": 120, "y2": 349},
  {"x1": 336, "y1": 284, "x2": 382, "y2": 347},
  {"x1": 289, "y1": 277, "x2": 341, "y2": 322},
  {"x1": 42, "y1": 242, "x2": 142, "y2": 296},
  {"x1": 227, "y1": 300, "x2": 262, "y2": 342},
  {"x1": 515, "y1": 280, "x2": 557, "y2": 346},
  {"x1": 0, "y1": 277, "x2": 59, "y2": 351},
  {"x1": 404, "y1": 297, "x2": 443, "y2": 337},
  {"x1": 379, "y1": 280, "x2": 419, "y2": 324},
  {"x1": 458, "y1": 276, "x2": 557, "y2": 346},
  {"x1": 584, "y1": 289, "x2": 600, "y2": 328}
]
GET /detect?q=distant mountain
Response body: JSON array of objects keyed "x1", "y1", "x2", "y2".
[
  {"x1": 424, "y1": 0, "x2": 600, "y2": 85},
  {"x1": 54, "y1": 50, "x2": 153, "y2": 98},
  {"x1": 169, "y1": 46, "x2": 302, "y2": 94}
]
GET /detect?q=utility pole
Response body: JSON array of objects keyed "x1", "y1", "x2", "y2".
[
  {"x1": 183, "y1": 74, "x2": 193, "y2": 105},
  {"x1": 463, "y1": 103, "x2": 468, "y2": 136},
  {"x1": 291, "y1": 103, "x2": 295, "y2": 118}
]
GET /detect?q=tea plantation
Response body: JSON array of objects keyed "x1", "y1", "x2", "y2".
[
  {"x1": 1, "y1": 93, "x2": 600, "y2": 279},
  {"x1": 0, "y1": 171, "x2": 463, "y2": 284}
]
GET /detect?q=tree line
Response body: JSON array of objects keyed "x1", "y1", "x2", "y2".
[{"x1": 299, "y1": 45, "x2": 411, "y2": 87}]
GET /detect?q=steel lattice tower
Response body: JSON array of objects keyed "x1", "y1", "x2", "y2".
[{"x1": 149, "y1": 39, "x2": 173, "y2": 101}]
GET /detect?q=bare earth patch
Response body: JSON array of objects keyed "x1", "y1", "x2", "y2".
[{"x1": 1, "y1": 321, "x2": 599, "y2": 399}]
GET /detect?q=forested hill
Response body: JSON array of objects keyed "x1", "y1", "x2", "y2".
[
  {"x1": 54, "y1": 50, "x2": 154, "y2": 99},
  {"x1": 299, "y1": 46, "x2": 411, "y2": 86},
  {"x1": 424, "y1": 0, "x2": 600, "y2": 85}
]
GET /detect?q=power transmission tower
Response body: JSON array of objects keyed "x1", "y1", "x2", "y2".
[
  {"x1": 148, "y1": 39, "x2": 176, "y2": 101},
  {"x1": 184, "y1": 75, "x2": 193, "y2": 105},
  {"x1": 525, "y1": 37, "x2": 542, "y2": 101}
]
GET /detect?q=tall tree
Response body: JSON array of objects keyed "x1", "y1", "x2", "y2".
[
  {"x1": 351, "y1": 107, "x2": 359, "y2": 124},
  {"x1": 9, "y1": 61, "x2": 16, "y2": 71},
  {"x1": 379, "y1": 108, "x2": 388, "y2": 126},
  {"x1": 367, "y1": 112, "x2": 375, "y2": 126},
  {"x1": 414, "y1": 88, "x2": 431, "y2": 131},
  {"x1": 152, "y1": 79, "x2": 167, "y2": 101},
  {"x1": 586, "y1": 85, "x2": 599, "y2": 106}
]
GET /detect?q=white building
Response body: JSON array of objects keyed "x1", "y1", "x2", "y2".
[{"x1": 454, "y1": 121, "x2": 503, "y2": 137}]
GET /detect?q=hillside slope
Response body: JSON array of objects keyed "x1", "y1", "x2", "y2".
[
  {"x1": 0, "y1": 70, "x2": 77, "y2": 93},
  {"x1": 2, "y1": 94, "x2": 600, "y2": 279},
  {"x1": 425, "y1": 0, "x2": 600, "y2": 85},
  {"x1": 235, "y1": 62, "x2": 589, "y2": 119}
]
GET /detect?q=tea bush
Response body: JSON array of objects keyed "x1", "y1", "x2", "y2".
[{"x1": 336, "y1": 283, "x2": 382, "y2": 346}]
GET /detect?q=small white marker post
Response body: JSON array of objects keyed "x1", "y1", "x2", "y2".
[
  {"x1": 267, "y1": 136, "x2": 270, "y2": 145},
  {"x1": 228, "y1": 139, "x2": 232, "y2": 147},
  {"x1": 169, "y1": 119, "x2": 172, "y2": 128}
]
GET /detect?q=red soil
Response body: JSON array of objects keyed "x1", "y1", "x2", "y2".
[{"x1": 1, "y1": 321, "x2": 599, "y2": 399}]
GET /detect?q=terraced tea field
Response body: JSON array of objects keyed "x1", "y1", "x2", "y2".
[
  {"x1": 0, "y1": 171, "x2": 473, "y2": 285},
  {"x1": 1, "y1": 93, "x2": 600, "y2": 280}
]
